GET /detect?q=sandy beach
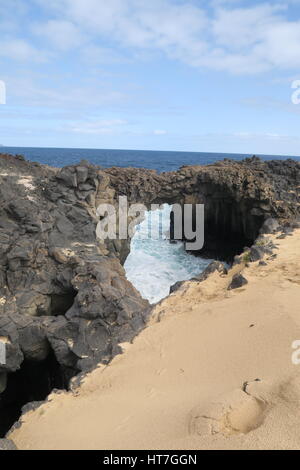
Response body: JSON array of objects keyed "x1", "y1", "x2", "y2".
[{"x1": 9, "y1": 229, "x2": 300, "y2": 450}]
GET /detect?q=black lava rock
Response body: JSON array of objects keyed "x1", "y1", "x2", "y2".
[
  {"x1": 228, "y1": 273, "x2": 248, "y2": 290},
  {"x1": 0, "y1": 439, "x2": 17, "y2": 450},
  {"x1": 260, "y1": 218, "x2": 280, "y2": 235},
  {"x1": 250, "y1": 245, "x2": 265, "y2": 262}
]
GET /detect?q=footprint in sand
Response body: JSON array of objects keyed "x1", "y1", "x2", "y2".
[
  {"x1": 189, "y1": 382, "x2": 269, "y2": 437},
  {"x1": 147, "y1": 387, "x2": 158, "y2": 398},
  {"x1": 156, "y1": 367, "x2": 167, "y2": 376}
]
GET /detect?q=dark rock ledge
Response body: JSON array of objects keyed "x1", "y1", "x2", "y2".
[{"x1": 0, "y1": 153, "x2": 298, "y2": 440}]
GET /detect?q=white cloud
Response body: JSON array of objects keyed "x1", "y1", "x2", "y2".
[
  {"x1": 233, "y1": 131, "x2": 286, "y2": 140},
  {"x1": 187, "y1": 130, "x2": 300, "y2": 155},
  {"x1": 81, "y1": 45, "x2": 130, "y2": 64},
  {"x1": 154, "y1": 129, "x2": 167, "y2": 135},
  {"x1": 32, "y1": 20, "x2": 86, "y2": 51},
  {"x1": 3, "y1": 73, "x2": 128, "y2": 108},
  {"x1": 0, "y1": 38, "x2": 46, "y2": 62},
  {"x1": 37, "y1": 0, "x2": 208, "y2": 57},
  {"x1": 68, "y1": 119, "x2": 128, "y2": 134},
  {"x1": 212, "y1": 4, "x2": 284, "y2": 50},
  {"x1": 4, "y1": 0, "x2": 300, "y2": 74},
  {"x1": 34, "y1": 0, "x2": 300, "y2": 74}
]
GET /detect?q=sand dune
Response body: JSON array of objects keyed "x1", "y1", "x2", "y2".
[{"x1": 10, "y1": 230, "x2": 300, "y2": 450}]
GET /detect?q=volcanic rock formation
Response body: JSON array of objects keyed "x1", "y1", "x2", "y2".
[{"x1": 0, "y1": 153, "x2": 298, "y2": 436}]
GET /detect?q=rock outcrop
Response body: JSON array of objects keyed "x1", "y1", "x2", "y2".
[
  {"x1": 0, "y1": 438, "x2": 17, "y2": 450},
  {"x1": 105, "y1": 156, "x2": 300, "y2": 259},
  {"x1": 0, "y1": 154, "x2": 150, "y2": 435},
  {"x1": 0, "y1": 152, "x2": 298, "y2": 435},
  {"x1": 228, "y1": 273, "x2": 248, "y2": 290}
]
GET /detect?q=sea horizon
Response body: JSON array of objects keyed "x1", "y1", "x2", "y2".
[
  {"x1": 1, "y1": 145, "x2": 299, "y2": 174},
  {"x1": 1, "y1": 144, "x2": 300, "y2": 158}
]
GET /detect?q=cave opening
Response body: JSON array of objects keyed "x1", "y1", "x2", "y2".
[
  {"x1": 200, "y1": 199, "x2": 263, "y2": 261},
  {"x1": 124, "y1": 196, "x2": 262, "y2": 303},
  {"x1": 0, "y1": 349, "x2": 71, "y2": 438},
  {"x1": 169, "y1": 199, "x2": 262, "y2": 262}
]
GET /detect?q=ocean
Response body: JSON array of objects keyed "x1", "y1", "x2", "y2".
[
  {"x1": 1, "y1": 146, "x2": 299, "y2": 173},
  {"x1": 2, "y1": 146, "x2": 299, "y2": 303},
  {"x1": 124, "y1": 204, "x2": 213, "y2": 303}
]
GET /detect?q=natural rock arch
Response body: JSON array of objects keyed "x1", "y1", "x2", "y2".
[{"x1": 0, "y1": 153, "x2": 298, "y2": 436}]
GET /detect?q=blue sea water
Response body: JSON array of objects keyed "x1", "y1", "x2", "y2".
[
  {"x1": 1, "y1": 146, "x2": 299, "y2": 173},
  {"x1": 124, "y1": 204, "x2": 213, "y2": 303},
  {"x1": 2, "y1": 146, "x2": 298, "y2": 303}
]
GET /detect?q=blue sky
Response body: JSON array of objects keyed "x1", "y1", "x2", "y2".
[{"x1": 1, "y1": 0, "x2": 300, "y2": 155}]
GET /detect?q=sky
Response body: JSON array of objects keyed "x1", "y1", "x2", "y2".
[{"x1": 1, "y1": 0, "x2": 300, "y2": 155}]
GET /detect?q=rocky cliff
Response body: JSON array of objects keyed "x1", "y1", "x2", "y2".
[
  {"x1": 105, "y1": 156, "x2": 300, "y2": 258},
  {"x1": 0, "y1": 153, "x2": 298, "y2": 437}
]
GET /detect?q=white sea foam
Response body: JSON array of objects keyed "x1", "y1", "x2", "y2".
[{"x1": 124, "y1": 204, "x2": 212, "y2": 303}]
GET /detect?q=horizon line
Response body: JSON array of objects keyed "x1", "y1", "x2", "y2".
[{"x1": 0, "y1": 145, "x2": 299, "y2": 159}]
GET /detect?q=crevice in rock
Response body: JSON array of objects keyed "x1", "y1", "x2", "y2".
[
  {"x1": 50, "y1": 288, "x2": 77, "y2": 316},
  {"x1": 0, "y1": 349, "x2": 70, "y2": 438}
]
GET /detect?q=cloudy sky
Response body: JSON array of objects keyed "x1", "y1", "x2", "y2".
[{"x1": 1, "y1": 0, "x2": 300, "y2": 155}]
